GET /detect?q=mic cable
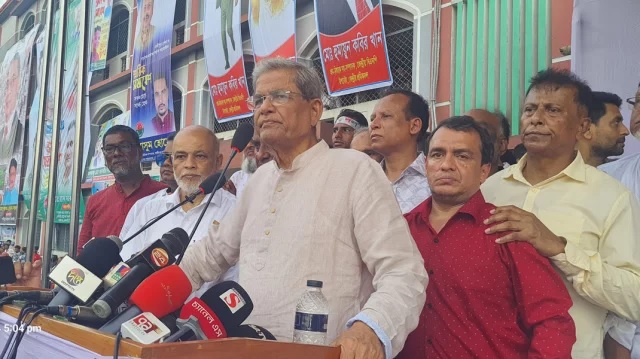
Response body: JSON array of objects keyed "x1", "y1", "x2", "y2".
[{"x1": 7, "y1": 307, "x2": 46, "y2": 359}]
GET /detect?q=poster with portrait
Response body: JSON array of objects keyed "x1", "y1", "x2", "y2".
[
  {"x1": 89, "y1": 0, "x2": 113, "y2": 71},
  {"x1": 314, "y1": 0, "x2": 393, "y2": 96},
  {"x1": 87, "y1": 112, "x2": 131, "y2": 183},
  {"x1": 54, "y1": 0, "x2": 86, "y2": 224},
  {"x1": 248, "y1": 0, "x2": 296, "y2": 63},
  {"x1": 36, "y1": 10, "x2": 61, "y2": 221},
  {"x1": 0, "y1": 27, "x2": 37, "y2": 225},
  {"x1": 203, "y1": 0, "x2": 252, "y2": 123},
  {"x1": 23, "y1": 31, "x2": 46, "y2": 210},
  {"x1": 130, "y1": 0, "x2": 176, "y2": 161}
]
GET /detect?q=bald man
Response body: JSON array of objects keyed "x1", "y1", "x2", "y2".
[
  {"x1": 350, "y1": 128, "x2": 383, "y2": 163},
  {"x1": 120, "y1": 126, "x2": 238, "y2": 297},
  {"x1": 465, "y1": 109, "x2": 510, "y2": 175}
]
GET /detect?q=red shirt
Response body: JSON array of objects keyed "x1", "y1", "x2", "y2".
[
  {"x1": 78, "y1": 175, "x2": 167, "y2": 253},
  {"x1": 398, "y1": 191, "x2": 575, "y2": 359}
]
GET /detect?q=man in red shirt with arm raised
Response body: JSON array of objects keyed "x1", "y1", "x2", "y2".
[
  {"x1": 77, "y1": 125, "x2": 166, "y2": 254},
  {"x1": 398, "y1": 116, "x2": 575, "y2": 358}
]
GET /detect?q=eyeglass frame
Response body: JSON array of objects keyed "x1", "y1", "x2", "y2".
[
  {"x1": 246, "y1": 90, "x2": 307, "y2": 110},
  {"x1": 102, "y1": 142, "x2": 137, "y2": 155}
]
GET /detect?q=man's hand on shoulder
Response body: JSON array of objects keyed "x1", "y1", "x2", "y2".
[{"x1": 331, "y1": 321, "x2": 384, "y2": 359}]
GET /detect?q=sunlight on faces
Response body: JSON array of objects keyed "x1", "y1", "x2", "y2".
[
  {"x1": 172, "y1": 128, "x2": 221, "y2": 195},
  {"x1": 520, "y1": 87, "x2": 588, "y2": 157},
  {"x1": 370, "y1": 94, "x2": 422, "y2": 156},
  {"x1": 426, "y1": 128, "x2": 490, "y2": 205},
  {"x1": 350, "y1": 130, "x2": 383, "y2": 162},
  {"x1": 253, "y1": 69, "x2": 322, "y2": 150}
]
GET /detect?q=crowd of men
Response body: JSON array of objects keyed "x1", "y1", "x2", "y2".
[{"x1": 7, "y1": 57, "x2": 636, "y2": 358}]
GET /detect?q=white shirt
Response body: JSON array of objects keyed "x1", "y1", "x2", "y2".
[
  {"x1": 384, "y1": 152, "x2": 431, "y2": 214},
  {"x1": 120, "y1": 188, "x2": 238, "y2": 299},
  {"x1": 120, "y1": 188, "x2": 171, "y2": 241},
  {"x1": 179, "y1": 141, "x2": 427, "y2": 358},
  {"x1": 482, "y1": 152, "x2": 640, "y2": 359},
  {"x1": 229, "y1": 170, "x2": 252, "y2": 199},
  {"x1": 600, "y1": 153, "x2": 640, "y2": 356}
]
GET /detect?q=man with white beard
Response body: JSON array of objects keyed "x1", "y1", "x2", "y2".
[
  {"x1": 120, "y1": 126, "x2": 237, "y2": 297},
  {"x1": 225, "y1": 138, "x2": 259, "y2": 198}
]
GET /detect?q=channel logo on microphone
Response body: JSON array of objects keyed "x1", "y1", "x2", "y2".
[
  {"x1": 66, "y1": 268, "x2": 86, "y2": 286},
  {"x1": 220, "y1": 288, "x2": 246, "y2": 314},
  {"x1": 150, "y1": 248, "x2": 170, "y2": 268}
]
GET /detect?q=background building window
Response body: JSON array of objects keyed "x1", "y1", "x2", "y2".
[
  {"x1": 97, "y1": 107, "x2": 124, "y2": 125},
  {"x1": 106, "y1": 7, "x2": 129, "y2": 60},
  {"x1": 172, "y1": 85, "x2": 182, "y2": 130},
  {"x1": 20, "y1": 13, "x2": 35, "y2": 39}
]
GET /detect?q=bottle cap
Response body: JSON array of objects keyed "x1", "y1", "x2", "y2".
[{"x1": 306, "y1": 280, "x2": 323, "y2": 288}]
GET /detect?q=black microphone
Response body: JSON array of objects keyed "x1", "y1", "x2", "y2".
[
  {"x1": 122, "y1": 174, "x2": 221, "y2": 245},
  {"x1": 48, "y1": 236, "x2": 123, "y2": 306},
  {"x1": 176, "y1": 123, "x2": 254, "y2": 264},
  {"x1": 45, "y1": 305, "x2": 106, "y2": 324},
  {"x1": 163, "y1": 280, "x2": 254, "y2": 343},
  {"x1": 92, "y1": 228, "x2": 189, "y2": 318},
  {"x1": 230, "y1": 324, "x2": 277, "y2": 340},
  {"x1": 0, "y1": 290, "x2": 55, "y2": 304}
]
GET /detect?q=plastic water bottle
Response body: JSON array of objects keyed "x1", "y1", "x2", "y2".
[{"x1": 293, "y1": 280, "x2": 329, "y2": 345}]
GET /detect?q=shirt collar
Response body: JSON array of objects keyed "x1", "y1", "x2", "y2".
[
  {"x1": 381, "y1": 152, "x2": 426, "y2": 181},
  {"x1": 114, "y1": 175, "x2": 152, "y2": 197},
  {"x1": 420, "y1": 190, "x2": 487, "y2": 225},
  {"x1": 279, "y1": 140, "x2": 329, "y2": 172},
  {"x1": 165, "y1": 187, "x2": 222, "y2": 210},
  {"x1": 501, "y1": 151, "x2": 587, "y2": 185}
]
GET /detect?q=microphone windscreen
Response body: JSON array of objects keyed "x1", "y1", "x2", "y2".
[
  {"x1": 129, "y1": 265, "x2": 192, "y2": 318},
  {"x1": 161, "y1": 228, "x2": 190, "y2": 256},
  {"x1": 230, "y1": 123, "x2": 254, "y2": 152},
  {"x1": 199, "y1": 173, "x2": 224, "y2": 195},
  {"x1": 107, "y1": 235, "x2": 124, "y2": 251},
  {"x1": 76, "y1": 237, "x2": 123, "y2": 278},
  {"x1": 230, "y1": 324, "x2": 276, "y2": 340},
  {"x1": 198, "y1": 281, "x2": 253, "y2": 328}
]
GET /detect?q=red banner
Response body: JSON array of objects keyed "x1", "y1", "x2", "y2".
[
  {"x1": 203, "y1": 0, "x2": 252, "y2": 123},
  {"x1": 315, "y1": 1, "x2": 392, "y2": 96},
  {"x1": 249, "y1": 0, "x2": 296, "y2": 63}
]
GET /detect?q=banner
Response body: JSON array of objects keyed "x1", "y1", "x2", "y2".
[
  {"x1": 248, "y1": 0, "x2": 296, "y2": 63},
  {"x1": 54, "y1": 0, "x2": 86, "y2": 224},
  {"x1": 0, "y1": 27, "x2": 38, "y2": 225},
  {"x1": 314, "y1": 0, "x2": 393, "y2": 96},
  {"x1": 89, "y1": 0, "x2": 113, "y2": 71},
  {"x1": 23, "y1": 31, "x2": 47, "y2": 210},
  {"x1": 36, "y1": 10, "x2": 61, "y2": 221},
  {"x1": 204, "y1": 0, "x2": 252, "y2": 123},
  {"x1": 87, "y1": 112, "x2": 131, "y2": 183},
  {"x1": 131, "y1": 0, "x2": 177, "y2": 161}
]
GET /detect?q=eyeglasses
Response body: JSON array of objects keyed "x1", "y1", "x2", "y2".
[
  {"x1": 246, "y1": 90, "x2": 304, "y2": 110},
  {"x1": 171, "y1": 152, "x2": 210, "y2": 164},
  {"x1": 102, "y1": 143, "x2": 134, "y2": 155},
  {"x1": 626, "y1": 97, "x2": 640, "y2": 110},
  {"x1": 155, "y1": 152, "x2": 172, "y2": 167}
]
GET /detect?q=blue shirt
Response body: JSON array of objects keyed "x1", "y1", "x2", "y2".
[{"x1": 2, "y1": 186, "x2": 18, "y2": 205}]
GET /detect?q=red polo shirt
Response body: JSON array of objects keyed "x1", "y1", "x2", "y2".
[
  {"x1": 77, "y1": 175, "x2": 167, "y2": 253},
  {"x1": 398, "y1": 191, "x2": 575, "y2": 359}
]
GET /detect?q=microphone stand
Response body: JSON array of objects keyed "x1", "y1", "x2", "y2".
[
  {"x1": 176, "y1": 150, "x2": 239, "y2": 265},
  {"x1": 122, "y1": 191, "x2": 199, "y2": 245}
]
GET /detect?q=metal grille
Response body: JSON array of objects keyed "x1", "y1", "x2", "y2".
[
  {"x1": 310, "y1": 15, "x2": 414, "y2": 109},
  {"x1": 213, "y1": 61, "x2": 255, "y2": 133},
  {"x1": 107, "y1": 8, "x2": 129, "y2": 60},
  {"x1": 98, "y1": 108, "x2": 123, "y2": 125}
]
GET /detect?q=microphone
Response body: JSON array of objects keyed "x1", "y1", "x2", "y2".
[
  {"x1": 0, "y1": 290, "x2": 55, "y2": 304},
  {"x1": 163, "y1": 281, "x2": 254, "y2": 343},
  {"x1": 176, "y1": 123, "x2": 254, "y2": 264},
  {"x1": 48, "y1": 236, "x2": 123, "y2": 305},
  {"x1": 122, "y1": 174, "x2": 221, "y2": 245},
  {"x1": 102, "y1": 262, "x2": 131, "y2": 289},
  {"x1": 98, "y1": 265, "x2": 192, "y2": 334},
  {"x1": 45, "y1": 305, "x2": 106, "y2": 324},
  {"x1": 92, "y1": 228, "x2": 189, "y2": 318},
  {"x1": 121, "y1": 312, "x2": 171, "y2": 344},
  {"x1": 230, "y1": 324, "x2": 277, "y2": 340}
]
